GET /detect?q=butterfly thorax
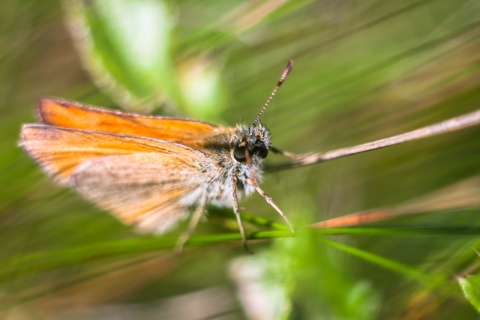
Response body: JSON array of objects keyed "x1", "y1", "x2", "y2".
[{"x1": 204, "y1": 123, "x2": 271, "y2": 207}]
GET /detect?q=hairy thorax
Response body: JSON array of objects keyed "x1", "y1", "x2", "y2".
[{"x1": 201, "y1": 123, "x2": 271, "y2": 207}]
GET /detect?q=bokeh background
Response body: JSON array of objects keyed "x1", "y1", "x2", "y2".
[{"x1": 2, "y1": 0, "x2": 480, "y2": 319}]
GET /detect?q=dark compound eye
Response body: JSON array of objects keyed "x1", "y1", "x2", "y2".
[
  {"x1": 252, "y1": 145, "x2": 268, "y2": 158},
  {"x1": 233, "y1": 146, "x2": 247, "y2": 162}
]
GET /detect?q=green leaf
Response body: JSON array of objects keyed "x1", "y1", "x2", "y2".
[
  {"x1": 459, "y1": 274, "x2": 480, "y2": 312},
  {"x1": 65, "y1": 0, "x2": 179, "y2": 111}
]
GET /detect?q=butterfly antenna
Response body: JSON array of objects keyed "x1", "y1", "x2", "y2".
[{"x1": 253, "y1": 60, "x2": 293, "y2": 125}]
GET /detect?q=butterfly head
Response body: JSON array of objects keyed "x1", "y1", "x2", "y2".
[
  {"x1": 231, "y1": 60, "x2": 293, "y2": 164},
  {"x1": 231, "y1": 123, "x2": 270, "y2": 166},
  {"x1": 227, "y1": 123, "x2": 270, "y2": 195},
  {"x1": 229, "y1": 60, "x2": 293, "y2": 184}
]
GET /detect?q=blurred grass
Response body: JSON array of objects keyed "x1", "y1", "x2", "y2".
[{"x1": 2, "y1": 0, "x2": 480, "y2": 319}]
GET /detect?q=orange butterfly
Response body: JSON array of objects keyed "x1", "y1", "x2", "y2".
[
  {"x1": 21, "y1": 59, "x2": 480, "y2": 252},
  {"x1": 20, "y1": 61, "x2": 295, "y2": 252}
]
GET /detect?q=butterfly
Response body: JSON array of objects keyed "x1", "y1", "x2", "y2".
[
  {"x1": 20, "y1": 60, "x2": 480, "y2": 252},
  {"x1": 20, "y1": 61, "x2": 297, "y2": 252}
]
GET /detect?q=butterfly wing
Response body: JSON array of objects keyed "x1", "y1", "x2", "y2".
[
  {"x1": 20, "y1": 125, "x2": 217, "y2": 233},
  {"x1": 72, "y1": 152, "x2": 210, "y2": 233},
  {"x1": 37, "y1": 98, "x2": 233, "y2": 149}
]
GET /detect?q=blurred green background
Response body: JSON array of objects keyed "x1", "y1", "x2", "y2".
[{"x1": 2, "y1": 0, "x2": 480, "y2": 319}]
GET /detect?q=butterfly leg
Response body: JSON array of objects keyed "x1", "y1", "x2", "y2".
[
  {"x1": 267, "y1": 146, "x2": 322, "y2": 172},
  {"x1": 175, "y1": 191, "x2": 208, "y2": 253},
  {"x1": 271, "y1": 146, "x2": 300, "y2": 158},
  {"x1": 232, "y1": 174, "x2": 252, "y2": 254},
  {"x1": 246, "y1": 178, "x2": 295, "y2": 234},
  {"x1": 270, "y1": 146, "x2": 316, "y2": 160}
]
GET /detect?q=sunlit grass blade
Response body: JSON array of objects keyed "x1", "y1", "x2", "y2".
[
  {"x1": 211, "y1": 207, "x2": 293, "y2": 231},
  {"x1": 459, "y1": 274, "x2": 480, "y2": 312},
  {"x1": 320, "y1": 238, "x2": 443, "y2": 287},
  {"x1": 312, "y1": 226, "x2": 480, "y2": 236},
  {"x1": 0, "y1": 230, "x2": 292, "y2": 282}
]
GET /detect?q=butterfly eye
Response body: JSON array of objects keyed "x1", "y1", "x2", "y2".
[
  {"x1": 233, "y1": 146, "x2": 247, "y2": 163},
  {"x1": 252, "y1": 146, "x2": 268, "y2": 158}
]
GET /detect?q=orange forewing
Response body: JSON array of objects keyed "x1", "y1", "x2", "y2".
[
  {"x1": 38, "y1": 98, "x2": 235, "y2": 149},
  {"x1": 20, "y1": 125, "x2": 215, "y2": 233},
  {"x1": 20, "y1": 124, "x2": 213, "y2": 183}
]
